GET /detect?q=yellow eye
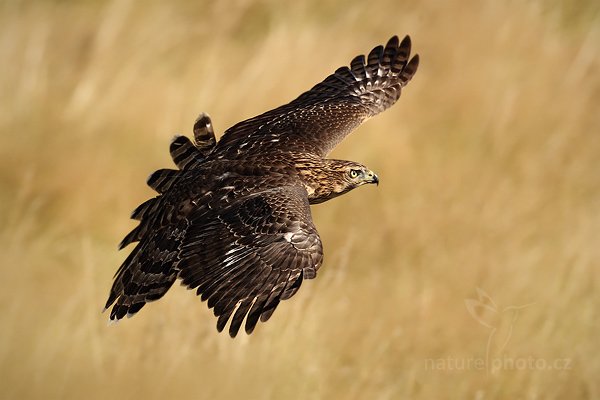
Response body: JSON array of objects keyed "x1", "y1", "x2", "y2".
[{"x1": 349, "y1": 169, "x2": 359, "y2": 179}]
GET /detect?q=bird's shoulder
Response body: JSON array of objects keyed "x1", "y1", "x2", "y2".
[{"x1": 170, "y1": 157, "x2": 307, "y2": 211}]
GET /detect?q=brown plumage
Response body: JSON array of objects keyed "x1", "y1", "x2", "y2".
[{"x1": 105, "y1": 35, "x2": 419, "y2": 337}]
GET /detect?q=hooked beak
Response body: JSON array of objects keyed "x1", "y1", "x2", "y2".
[{"x1": 367, "y1": 171, "x2": 379, "y2": 186}]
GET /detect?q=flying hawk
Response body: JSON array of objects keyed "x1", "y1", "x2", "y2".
[{"x1": 105, "y1": 35, "x2": 419, "y2": 337}]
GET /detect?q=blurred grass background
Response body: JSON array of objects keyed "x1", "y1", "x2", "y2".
[{"x1": 1, "y1": 0, "x2": 599, "y2": 398}]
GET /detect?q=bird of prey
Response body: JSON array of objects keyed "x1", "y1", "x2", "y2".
[{"x1": 105, "y1": 35, "x2": 419, "y2": 337}]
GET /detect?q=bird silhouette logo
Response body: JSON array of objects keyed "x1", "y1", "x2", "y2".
[{"x1": 465, "y1": 288, "x2": 533, "y2": 374}]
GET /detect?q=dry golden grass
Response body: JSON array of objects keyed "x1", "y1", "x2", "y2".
[{"x1": 1, "y1": 0, "x2": 599, "y2": 398}]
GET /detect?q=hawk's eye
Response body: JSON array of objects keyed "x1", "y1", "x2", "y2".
[{"x1": 349, "y1": 169, "x2": 360, "y2": 179}]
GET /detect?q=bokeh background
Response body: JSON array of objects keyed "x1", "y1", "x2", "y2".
[{"x1": 1, "y1": 0, "x2": 599, "y2": 398}]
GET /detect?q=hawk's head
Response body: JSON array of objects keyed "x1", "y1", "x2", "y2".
[
  {"x1": 301, "y1": 159, "x2": 379, "y2": 204},
  {"x1": 336, "y1": 162, "x2": 379, "y2": 187}
]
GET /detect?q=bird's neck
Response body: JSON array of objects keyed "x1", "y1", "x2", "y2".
[{"x1": 294, "y1": 158, "x2": 353, "y2": 205}]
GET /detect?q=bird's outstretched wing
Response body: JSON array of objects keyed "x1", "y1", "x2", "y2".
[
  {"x1": 105, "y1": 185, "x2": 323, "y2": 337},
  {"x1": 118, "y1": 113, "x2": 218, "y2": 248},
  {"x1": 214, "y1": 35, "x2": 419, "y2": 158},
  {"x1": 178, "y1": 185, "x2": 323, "y2": 337}
]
